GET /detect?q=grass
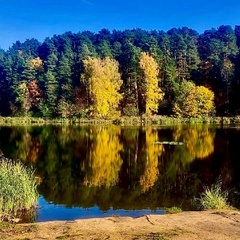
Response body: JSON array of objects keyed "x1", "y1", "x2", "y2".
[
  {"x1": 0, "y1": 158, "x2": 38, "y2": 221},
  {"x1": 164, "y1": 206, "x2": 182, "y2": 214},
  {"x1": 193, "y1": 180, "x2": 231, "y2": 210},
  {"x1": 1, "y1": 115, "x2": 240, "y2": 126}
]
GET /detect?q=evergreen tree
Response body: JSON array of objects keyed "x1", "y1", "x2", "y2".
[
  {"x1": 40, "y1": 71, "x2": 58, "y2": 117},
  {"x1": 119, "y1": 40, "x2": 141, "y2": 115},
  {"x1": 56, "y1": 54, "x2": 72, "y2": 101}
]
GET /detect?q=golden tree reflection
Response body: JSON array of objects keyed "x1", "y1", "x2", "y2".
[
  {"x1": 173, "y1": 125, "x2": 215, "y2": 159},
  {"x1": 84, "y1": 126, "x2": 123, "y2": 187},
  {"x1": 139, "y1": 128, "x2": 163, "y2": 192}
]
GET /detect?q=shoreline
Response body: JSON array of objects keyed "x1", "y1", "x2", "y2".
[
  {"x1": 1, "y1": 210, "x2": 240, "y2": 239},
  {"x1": 1, "y1": 115, "x2": 240, "y2": 126}
]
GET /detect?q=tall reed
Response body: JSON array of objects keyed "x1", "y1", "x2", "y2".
[
  {"x1": 193, "y1": 180, "x2": 230, "y2": 210},
  {"x1": 0, "y1": 158, "x2": 38, "y2": 221}
]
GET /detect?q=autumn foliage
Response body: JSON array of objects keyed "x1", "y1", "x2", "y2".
[
  {"x1": 139, "y1": 52, "x2": 164, "y2": 116},
  {"x1": 3, "y1": 26, "x2": 238, "y2": 118},
  {"x1": 82, "y1": 57, "x2": 122, "y2": 118},
  {"x1": 173, "y1": 80, "x2": 215, "y2": 118}
]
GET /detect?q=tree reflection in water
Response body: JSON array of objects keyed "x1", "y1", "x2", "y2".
[
  {"x1": 83, "y1": 126, "x2": 123, "y2": 187},
  {"x1": 0, "y1": 124, "x2": 238, "y2": 212}
]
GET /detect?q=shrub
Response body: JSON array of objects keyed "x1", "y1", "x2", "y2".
[
  {"x1": 193, "y1": 181, "x2": 230, "y2": 210},
  {"x1": 0, "y1": 158, "x2": 38, "y2": 221},
  {"x1": 165, "y1": 206, "x2": 182, "y2": 214}
]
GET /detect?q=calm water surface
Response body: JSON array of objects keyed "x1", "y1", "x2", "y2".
[{"x1": 0, "y1": 124, "x2": 240, "y2": 221}]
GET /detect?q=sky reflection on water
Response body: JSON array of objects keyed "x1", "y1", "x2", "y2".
[{"x1": 37, "y1": 196, "x2": 164, "y2": 222}]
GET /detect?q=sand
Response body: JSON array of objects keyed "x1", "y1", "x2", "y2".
[{"x1": 1, "y1": 210, "x2": 240, "y2": 240}]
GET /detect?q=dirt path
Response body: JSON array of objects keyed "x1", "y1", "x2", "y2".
[{"x1": 1, "y1": 210, "x2": 240, "y2": 240}]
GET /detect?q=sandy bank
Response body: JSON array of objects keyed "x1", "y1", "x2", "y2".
[{"x1": 1, "y1": 210, "x2": 240, "y2": 239}]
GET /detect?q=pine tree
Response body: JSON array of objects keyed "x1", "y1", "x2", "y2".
[{"x1": 56, "y1": 54, "x2": 73, "y2": 102}]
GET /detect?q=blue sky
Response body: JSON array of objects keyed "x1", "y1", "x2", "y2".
[{"x1": 0, "y1": 0, "x2": 240, "y2": 50}]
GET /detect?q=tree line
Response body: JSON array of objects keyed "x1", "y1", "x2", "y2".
[{"x1": 0, "y1": 25, "x2": 240, "y2": 118}]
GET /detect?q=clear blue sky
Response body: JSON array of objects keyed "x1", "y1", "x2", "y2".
[{"x1": 0, "y1": 0, "x2": 240, "y2": 50}]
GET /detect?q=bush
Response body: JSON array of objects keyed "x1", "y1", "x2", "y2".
[
  {"x1": 165, "y1": 206, "x2": 182, "y2": 214},
  {"x1": 193, "y1": 181, "x2": 230, "y2": 210},
  {"x1": 0, "y1": 158, "x2": 38, "y2": 221}
]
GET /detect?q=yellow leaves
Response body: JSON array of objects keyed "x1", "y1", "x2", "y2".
[
  {"x1": 139, "y1": 52, "x2": 163, "y2": 115},
  {"x1": 29, "y1": 57, "x2": 43, "y2": 71},
  {"x1": 196, "y1": 86, "x2": 215, "y2": 116},
  {"x1": 174, "y1": 80, "x2": 215, "y2": 118},
  {"x1": 18, "y1": 82, "x2": 28, "y2": 95},
  {"x1": 139, "y1": 52, "x2": 159, "y2": 78},
  {"x1": 173, "y1": 125, "x2": 215, "y2": 159},
  {"x1": 139, "y1": 128, "x2": 163, "y2": 192},
  {"x1": 16, "y1": 82, "x2": 28, "y2": 105},
  {"x1": 84, "y1": 126, "x2": 123, "y2": 187},
  {"x1": 82, "y1": 57, "x2": 123, "y2": 118},
  {"x1": 183, "y1": 88, "x2": 198, "y2": 117}
]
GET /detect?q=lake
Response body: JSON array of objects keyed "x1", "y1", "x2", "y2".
[{"x1": 0, "y1": 124, "x2": 239, "y2": 221}]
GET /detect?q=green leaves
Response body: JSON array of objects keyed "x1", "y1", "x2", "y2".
[{"x1": 0, "y1": 26, "x2": 239, "y2": 117}]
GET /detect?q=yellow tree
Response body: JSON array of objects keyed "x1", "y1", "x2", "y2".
[
  {"x1": 196, "y1": 86, "x2": 215, "y2": 117},
  {"x1": 173, "y1": 80, "x2": 196, "y2": 117},
  {"x1": 82, "y1": 57, "x2": 123, "y2": 118},
  {"x1": 139, "y1": 52, "x2": 164, "y2": 115},
  {"x1": 15, "y1": 82, "x2": 30, "y2": 115},
  {"x1": 182, "y1": 87, "x2": 198, "y2": 117},
  {"x1": 173, "y1": 80, "x2": 215, "y2": 118},
  {"x1": 29, "y1": 57, "x2": 43, "y2": 71}
]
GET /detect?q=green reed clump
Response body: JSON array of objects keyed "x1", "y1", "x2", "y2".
[
  {"x1": 165, "y1": 206, "x2": 182, "y2": 214},
  {"x1": 0, "y1": 158, "x2": 38, "y2": 221},
  {"x1": 193, "y1": 181, "x2": 230, "y2": 210}
]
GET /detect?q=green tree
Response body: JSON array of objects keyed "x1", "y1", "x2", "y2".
[
  {"x1": 57, "y1": 54, "x2": 73, "y2": 101},
  {"x1": 46, "y1": 53, "x2": 58, "y2": 72},
  {"x1": 41, "y1": 71, "x2": 58, "y2": 117},
  {"x1": 119, "y1": 40, "x2": 141, "y2": 115},
  {"x1": 97, "y1": 40, "x2": 113, "y2": 58},
  {"x1": 198, "y1": 25, "x2": 238, "y2": 114}
]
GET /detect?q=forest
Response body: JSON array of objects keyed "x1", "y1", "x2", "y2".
[{"x1": 0, "y1": 25, "x2": 240, "y2": 119}]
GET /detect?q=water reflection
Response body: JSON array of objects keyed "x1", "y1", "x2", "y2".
[
  {"x1": 139, "y1": 128, "x2": 162, "y2": 192},
  {"x1": 173, "y1": 125, "x2": 215, "y2": 159},
  {"x1": 0, "y1": 124, "x2": 239, "y2": 218},
  {"x1": 84, "y1": 126, "x2": 123, "y2": 187}
]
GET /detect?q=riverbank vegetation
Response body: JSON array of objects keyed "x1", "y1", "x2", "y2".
[
  {"x1": 1, "y1": 115, "x2": 240, "y2": 126},
  {"x1": 0, "y1": 25, "x2": 240, "y2": 119},
  {"x1": 0, "y1": 157, "x2": 38, "y2": 221},
  {"x1": 193, "y1": 180, "x2": 231, "y2": 210}
]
